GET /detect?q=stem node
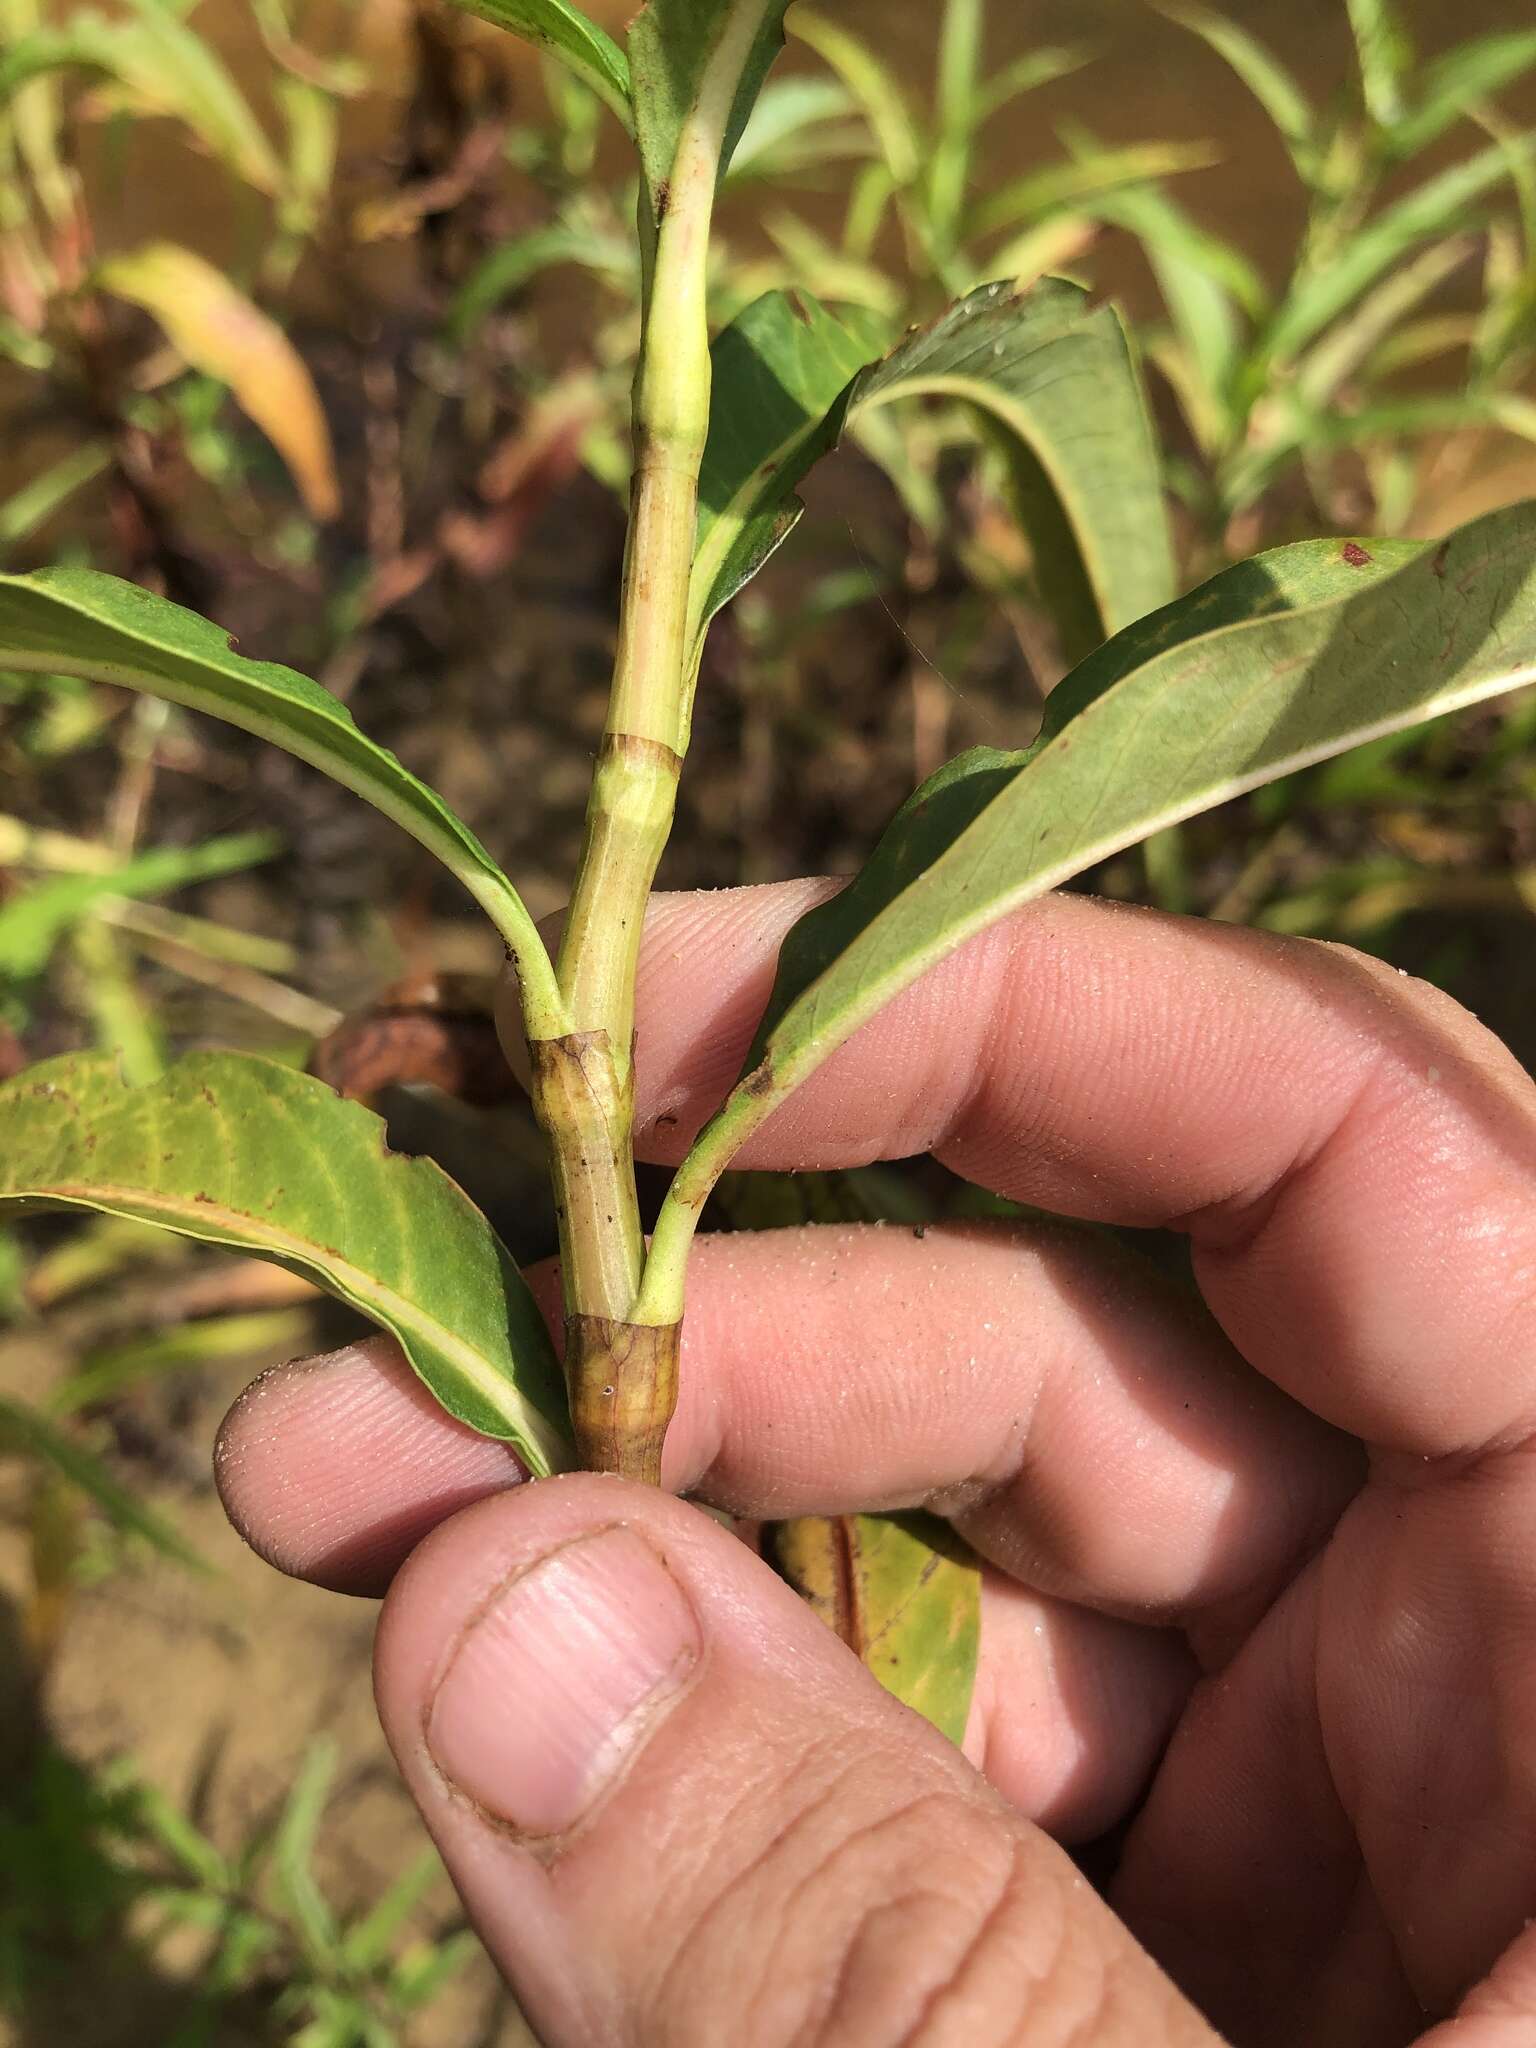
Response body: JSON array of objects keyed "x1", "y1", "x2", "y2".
[{"x1": 565, "y1": 1315, "x2": 681, "y2": 1484}]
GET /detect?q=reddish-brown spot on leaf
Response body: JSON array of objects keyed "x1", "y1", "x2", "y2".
[{"x1": 0, "y1": 1023, "x2": 26, "y2": 1082}]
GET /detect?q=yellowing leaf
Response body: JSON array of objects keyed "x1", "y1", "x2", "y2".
[
  {"x1": 0, "y1": 1053, "x2": 571, "y2": 1472},
  {"x1": 0, "y1": 11, "x2": 284, "y2": 196},
  {"x1": 774, "y1": 1512, "x2": 982, "y2": 1745},
  {"x1": 98, "y1": 243, "x2": 339, "y2": 521}
]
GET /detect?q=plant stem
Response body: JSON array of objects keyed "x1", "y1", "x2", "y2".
[{"x1": 524, "y1": 0, "x2": 772, "y2": 1480}]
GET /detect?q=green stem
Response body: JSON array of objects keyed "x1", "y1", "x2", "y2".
[
  {"x1": 524, "y1": 0, "x2": 775, "y2": 1479},
  {"x1": 635, "y1": 1097, "x2": 751, "y2": 1329}
]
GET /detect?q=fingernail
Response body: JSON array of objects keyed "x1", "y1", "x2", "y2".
[{"x1": 427, "y1": 1526, "x2": 700, "y2": 1835}]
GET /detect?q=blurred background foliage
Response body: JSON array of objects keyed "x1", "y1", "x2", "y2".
[{"x1": 0, "y1": 0, "x2": 1534, "y2": 2039}]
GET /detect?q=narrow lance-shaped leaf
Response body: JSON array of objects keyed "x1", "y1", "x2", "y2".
[
  {"x1": 1, "y1": 0, "x2": 74, "y2": 226},
  {"x1": 448, "y1": 217, "x2": 639, "y2": 343},
  {"x1": 649, "y1": 503, "x2": 1536, "y2": 1284},
  {"x1": 1082, "y1": 178, "x2": 1266, "y2": 448},
  {"x1": 1256, "y1": 133, "x2": 1534, "y2": 373},
  {"x1": 0, "y1": 570, "x2": 564, "y2": 1034},
  {"x1": 692, "y1": 277, "x2": 1175, "y2": 678},
  {"x1": 791, "y1": 9, "x2": 921, "y2": 189},
  {"x1": 926, "y1": 0, "x2": 985, "y2": 259},
  {"x1": 1346, "y1": 0, "x2": 1414, "y2": 127},
  {"x1": 726, "y1": 76, "x2": 865, "y2": 183},
  {"x1": 51, "y1": 1309, "x2": 316, "y2": 1418},
  {"x1": 1389, "y1": 31, "x2": 1536, "y2": 161},
  {"x1": 97, "y1": 243, "x2": 340, "y2": 522},
  {"x1": 273, "y1": 1736, "x2": 341, "y2": 1957},
  {"x1": 0, "y1": 10, "x2": 283, "y2": 194},
  {"x1": 0, "y1": 441, "x2": 113, "y2": 556},
  {"x1": 1293, "y1": 235, "x2": 1476, "y2": 412},
  {"x1": 1158, "y1": 3, "x2": 1316, "y2": 172},
  {"x1": 773, "y1": 1513, "x2": 981, "y2": 1746},
  {"x1": 974, "y1": 46, "x2": 1091, "y2": 125},
  {"x1": 0, "y1": 1053, "x2": 571, "y2": 1472},
  {"x1": 446, "y1": 0, "x2": 632, "y2": 131},
  {"x1": 0, "y1": 828, "x2": 280, "y2": 981},
  {"x1": 0, "y1": 1389, "x2": 210, "y2": 1569},
  {"x1": 970, "y1": 141, "x2": 1219, "y2": 242},
  {"x1": 629, "y1": 0, "x2": 792, "y2": 235}
]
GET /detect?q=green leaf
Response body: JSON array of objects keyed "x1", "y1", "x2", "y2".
[
  {"x1": 0, "y1": 569, "x2": 562, "y2": 1031},
  {"x1": 389, "y1": 1931, "x2": 478, "y2": 2011},
  {"x1": 854, "y1": 278, "x2": 1176, "y2": 654},
  {"x1": 52, "y1": 1310, "x2": 315, "y2": 1418},
  {"x1": 341, "y1": 1852, "x2": 443, "y2": 1973},
  {"x1": 726, "y1": 76, "x2": 863, "y2": 182},
  {"x1": 1258, "y1": 133, "x2": 1534, "y2": 371},
  {"x1": 0, "y1": 1052, "x2": 571, "y2": 1471},
  {"x1": 690, "y1": 290, "x2": 888, "y2": 658},
  {"x1": 447, "y1": 217, "x2": 636, "y2": 342},
  {"x1": 773, "y1": 1513, "x2": 981, "y2": 1746},
  {"x1": 974, "y1": 45, "x2": 1089, "y2": 125},
  {"x1": 271, "y1": 1738, "x2": 339, "y2": 1962},
  {"x1": 1035, "y1": 533, "x2": 1422, "y2": 740},
  {"x1": 629, "y1": 0, "x2": 791, "y2": 232},
  {"x1": 1346, "y1": 0, "x2": 1414, "y2": 128},
  {"x1": 1294, "y1": 234, "x2": 1476, "y2": 410},
  {"x1": 1391, "y1": 31, "x2": 1536, "y2": 160},
  {"x1": 657, "y1": 505, "x2": 1536, "y2": 1243},
  {"x1": 0, "y1": 442, "x2": 112, "y2": 557},
  {"x1": 926, "y1": 0, "x2": 984, "y2": 256},
  {"x1": 131, "y1": 1778, "x2": 234, "y2": 1889},
  {"x1": 693, "y1": 278, "x2": 1175, "y2": 675},
  {"x1": 971, "y1": 141, "x2": 1218, "y2": 240},
  {"x1": 0, "y1": 10, "x2": 282, "y2": 194},
  {"x1": 1082, "y1": 180, "x2": 1265, "y2": 448},
  {"x1": 758, "y1": 208, "x2": 902, "y2": 318},
  {"x1": 0, "y1": 1391, "x2": 209, "y2": 1569},
  {"x1": 445, "y1": 0, "x2": 632, "y2": 130},
  {"x1": 0, "y1": 830, "x2": 279, "y2": 982},
  {"x1": 792, "y1": 9, "x2": 921, "y2": 190},
  {"x1": 1158, "y1": 3, "x2": 1316, "y2": 171},
  {"x1": 1223, "y1": 394, "x2": 1521, "y2": 514}
]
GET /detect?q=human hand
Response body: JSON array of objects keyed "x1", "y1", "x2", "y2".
[{"x1": 217, "y1": 882, "x2": 1536, "y2": 2047}]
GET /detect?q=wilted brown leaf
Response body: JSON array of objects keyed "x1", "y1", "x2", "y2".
[{"x1": 310, "y1": 977, "x2": 516, "y2": 1106}]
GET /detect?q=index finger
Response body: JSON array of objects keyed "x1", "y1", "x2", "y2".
[{"x1": 630, "y1": 882, "x2": 1536, "y2": 1461}]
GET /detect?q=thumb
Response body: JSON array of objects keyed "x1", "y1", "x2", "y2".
[{"x1": 373, "y1": 1476, "x2": 1213, "y2": 2046}]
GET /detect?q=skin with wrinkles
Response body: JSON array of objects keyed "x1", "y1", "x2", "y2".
[{"x1": 218, "y1": 882, "x2": 1536, "y2": 2048}]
